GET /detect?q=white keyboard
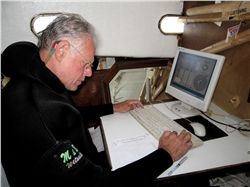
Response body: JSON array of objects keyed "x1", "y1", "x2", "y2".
[{"x1": 129, "y1": 105, "x2": 203, "y2": 148}]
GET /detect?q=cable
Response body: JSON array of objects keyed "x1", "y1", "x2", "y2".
[
  {"x1": 147, "y1": 99, "x2": 250, "y2": 133},
  {"x1": 201, "y1": 111, "x2": 250, "y2": 132}
]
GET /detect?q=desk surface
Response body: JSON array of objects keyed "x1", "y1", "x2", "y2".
[{"x1": 101, "y1": 101, "x2": 250, "y2": 179}]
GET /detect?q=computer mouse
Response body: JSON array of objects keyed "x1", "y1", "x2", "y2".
[{"x1": 189, "y1": 122, "x2": 206, "y2": 137}]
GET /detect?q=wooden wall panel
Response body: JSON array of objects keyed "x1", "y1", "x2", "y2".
[
  {"x1": 215, "y1": 43, "x2": 250, "y2": 119},
  {"x1": 180, "y1": 1, "x2": 250, "y2": 119},
  {"x1": 71, "y1": 70, "x2": 108, "y2": 107}
]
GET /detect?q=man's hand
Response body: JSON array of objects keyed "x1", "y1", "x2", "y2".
[
  {"x1": 113, "y1": 100, "x2": 143, "y2": 113},
  {"x1": 158, "y1": 130, "x2": 192, "y2": 162}
]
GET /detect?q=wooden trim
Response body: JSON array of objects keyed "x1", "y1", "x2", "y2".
[{"x1": 201, "y1": 28, "x2": 250, "y2": 53}]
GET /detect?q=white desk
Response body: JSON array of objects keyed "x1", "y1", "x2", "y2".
[{"x1": 101, "y1": 101, "x2": 250, "y2": 179}]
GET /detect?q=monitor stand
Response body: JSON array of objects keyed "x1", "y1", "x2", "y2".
[{"x1": 171, "y1": 101, "x2": 201, "y2": 117}]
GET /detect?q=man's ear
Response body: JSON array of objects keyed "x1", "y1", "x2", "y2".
[{"x1": 54, "y1": 40, "x2": 70, "y2": 62}]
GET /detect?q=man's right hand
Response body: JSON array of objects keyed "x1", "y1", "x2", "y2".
[{"x1": 158, "y1": 130, "x2": 192, "y2": 162}]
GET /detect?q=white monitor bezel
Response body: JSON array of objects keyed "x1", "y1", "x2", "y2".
[{"x1": 165, "y1": 47, "x2": 225, "y2": 112}]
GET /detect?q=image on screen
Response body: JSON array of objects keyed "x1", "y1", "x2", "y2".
[{"x1": 170, "y1": 52, "x2": 216, "y2": 100}]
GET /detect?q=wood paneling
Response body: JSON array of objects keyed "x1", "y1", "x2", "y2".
[
  {"x1": 71, "y1": 70, "x2": 108, "y2": 106},
  {"x1": 180, "y1": 1, "x2": 250, "y2": 119}
]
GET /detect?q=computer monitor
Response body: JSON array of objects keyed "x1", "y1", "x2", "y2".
[{"x1": 165, "y1": 47, "x2": 225, "y2": 115}]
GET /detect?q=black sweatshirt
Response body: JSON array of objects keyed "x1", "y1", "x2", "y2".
[{"x1": 1, "y1": 42, "x2": 173, "y2": 187}]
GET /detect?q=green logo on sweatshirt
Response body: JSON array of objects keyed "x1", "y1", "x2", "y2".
[{"x1": 60, "y1": 144, "x2": 82, "y2": 168}]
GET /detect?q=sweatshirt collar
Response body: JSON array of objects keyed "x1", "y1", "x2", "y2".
[{"x1": 30, "y1": 52, "x2": 67, "y2": 93}]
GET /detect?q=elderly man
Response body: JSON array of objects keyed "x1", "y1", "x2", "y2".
[{"x1": 2, "y1": 13, "x2": 192, "y2": 187}]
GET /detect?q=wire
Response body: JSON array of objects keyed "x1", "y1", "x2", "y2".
[
  {"x1": 158, "y1": 100, "x2": 249, "y2": 132},
  {"x1": 147, "y1": 99, "x2": 250, "y2": 132},
  {"x1": 201, "y1": 111, "x2": 250, "y2": 132}
]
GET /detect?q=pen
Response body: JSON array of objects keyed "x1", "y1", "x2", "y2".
[{"x1": 168, "y1": 156, "x2": 188, "y2": 176}]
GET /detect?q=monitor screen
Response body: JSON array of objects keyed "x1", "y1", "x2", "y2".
[{"x1": 165, "y1": 47, "x2": 225, "y2": 114}]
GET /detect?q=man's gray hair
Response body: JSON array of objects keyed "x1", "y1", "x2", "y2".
[{"x1": 38, "y1": 13, "x2": 94, "y2": 49}]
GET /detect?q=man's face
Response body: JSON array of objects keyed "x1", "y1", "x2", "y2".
[{"x1": 60, "y1": 36, "x2": 95, "y2": 91}]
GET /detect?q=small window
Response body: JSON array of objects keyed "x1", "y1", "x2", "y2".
[{"x1": 30, "y1": 13, "x2": 62, "y2": 37}]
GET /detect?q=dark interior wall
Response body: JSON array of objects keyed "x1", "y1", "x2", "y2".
[{"x1": 179, "y1": 1, "x2": 250, "y2": 119}]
